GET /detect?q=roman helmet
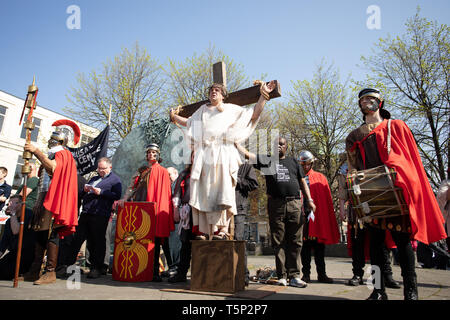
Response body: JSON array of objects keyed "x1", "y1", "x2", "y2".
[
  {"x1": 146, "y1": 143, "x2": 160, "y2": 153},
  {"x1": 146, "y1": 143, "x2": 161, "y2": 163},
  {"x1": 49, "y1": 119, "x2": 81, "y2": 147},
  {"x1": 299, "y1": 150, "x2": 316, "y2": 164}
]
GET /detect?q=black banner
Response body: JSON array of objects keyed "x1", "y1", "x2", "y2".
[{"x1": 68, "y1": 125, "x2": 110, "y2": 175}]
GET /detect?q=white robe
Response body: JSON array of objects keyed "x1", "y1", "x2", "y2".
[{"x1": 186, "y1": 102, "x2": 258, "y2": 234}]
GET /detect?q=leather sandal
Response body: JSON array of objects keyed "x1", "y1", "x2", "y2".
[{"x1": 212, "y1": 232, "x2": 230, "y2": 240}]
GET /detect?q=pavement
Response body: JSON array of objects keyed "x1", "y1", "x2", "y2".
[{"x1": 0, "y1": 255, "x2": 449, "y2": 301}]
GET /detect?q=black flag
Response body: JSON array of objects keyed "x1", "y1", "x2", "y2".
[{"x1": 68, "y1": 125, "x2": 110, "y2": 175}]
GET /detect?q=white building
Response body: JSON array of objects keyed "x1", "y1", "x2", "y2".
[{"x1": 0, "y1": 89, "x2": 100, "y2": 190}]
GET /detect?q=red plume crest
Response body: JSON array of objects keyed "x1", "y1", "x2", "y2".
[{"x1": 52, "y1": 119, "x2": 81, "y2": 145}]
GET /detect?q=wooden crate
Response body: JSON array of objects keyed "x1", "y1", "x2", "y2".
[{"x1": 190, "y1": 240, "x2": 245, "y2": 293}]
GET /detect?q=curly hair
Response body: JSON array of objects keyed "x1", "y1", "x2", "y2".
[{"x1": 206, "y1": 83, "x2": 228, "y2": 100}]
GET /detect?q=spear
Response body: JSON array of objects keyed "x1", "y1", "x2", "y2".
[{"x1": 13, "y1": 77, "x2": 38, "y2": 288}]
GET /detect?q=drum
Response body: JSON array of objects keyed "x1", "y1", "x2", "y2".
[{"x1": 347, "y1": 165, "x2": 409, "y2": 231}]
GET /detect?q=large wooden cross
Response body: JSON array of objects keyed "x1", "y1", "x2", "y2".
[
  {"x1": 177, "y1": 62, "x2": 281, "y2": 240},
  {"x1": 177, "y1": 62, "x2": 281, "y2": 118}
]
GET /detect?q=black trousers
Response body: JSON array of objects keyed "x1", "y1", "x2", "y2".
[
  {"x1": 153, "y1": 237, "x2": 171, "y2": 275},
  {"x1": 268, "y1": 197, "x2": 304, "y2": 280},
  {"x1": 62, "y1": 213, "x2": 110, "y2": 270},
  {"x1": 300, "y1": 239, "x2": 326, "y2": 277},
  {"x1": 350, "y1": 225, "x2": 394, "y2": 278},
  {"x1": 175, "y1": 207, "x2": 195, "y2": 277},
  {"x1": 368, "y1": 226, "x2": 416, "y2": 291},
  {"x1": 234, "y1": 214, "x2": 249, "y2": 278},
  {"x1": 176, "y1": 228, "x2": 195, "y2": 277}
]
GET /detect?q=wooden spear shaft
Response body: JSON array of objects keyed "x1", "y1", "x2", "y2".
[
  {"x1": 13, "y1": 175, "x2": 27, "y2": 288},
  {"x1": 14, "y1": 78, "x2": 38, "y2": 288}
]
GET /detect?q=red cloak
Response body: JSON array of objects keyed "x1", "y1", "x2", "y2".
[
  {"x1": 43, "y1": 148, "x2": 78, "y2": 237},
  {"x1": 306, "y1": 169, "x2": 340, "y2": 244},
  {"x1": 370, "y1": 119, "x2": 446, "y2": 244},
  {"x1": 145, "y1": 162, "x2": 174, "y2": 238}
]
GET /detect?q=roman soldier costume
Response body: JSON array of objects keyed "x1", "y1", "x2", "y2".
[{"x1": 22, "y1": 120, "x2": 80, "y2": 285}]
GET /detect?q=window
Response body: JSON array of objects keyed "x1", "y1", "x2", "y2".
[
  {"x1": 13, "y1": 155, "x2": 25, "y2": 189},
  {"x1": 0, "y1": 106, "x2": 6, "y2": 133},
  {"x1": 13, "y1": 155, "x2": 37, "y2": 189},
  {"x1": 81, "y1": 134, "x2": 93, "y2": 146},
  {"x1": 20, "y1": 116, "x2": 41, "y2": 142}
]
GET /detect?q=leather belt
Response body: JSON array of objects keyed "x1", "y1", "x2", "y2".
[
  {"x1": 284, "y1": 195, "x2": 301, "y2": 201},
  {"x1": 269, "y1": 195, "x2": 301, "y2": 201}
]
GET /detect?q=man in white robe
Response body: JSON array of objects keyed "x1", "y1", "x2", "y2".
[{"x1": 170, "y1": 81, "x2": 275, "y2": 239}]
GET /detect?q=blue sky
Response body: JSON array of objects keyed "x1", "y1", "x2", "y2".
[{"x1": 1, "y1": 0, "x2": 449, "y2": 115}]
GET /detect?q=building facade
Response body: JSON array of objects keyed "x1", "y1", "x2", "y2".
[{"x1": 0, "y1": 90, "x2": 99, "y2": 190}]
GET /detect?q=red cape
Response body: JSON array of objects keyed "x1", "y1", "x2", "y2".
[
  {"x1": 145, "y1": 162, "x2": 174, "y2": 238},
  {"x1": 306, "y1": 169, "x2": 340, "y2": 244},
  {"x1": 372, "y1": 119, "x2": 446, "y2": 244},
  {"x1": 43, "y1": 148, "x2": 78, "y2": 237}
]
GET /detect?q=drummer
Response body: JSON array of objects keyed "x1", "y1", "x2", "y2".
[{"x1": 345, "y1": 88, "x2": 447, "y2": 300}]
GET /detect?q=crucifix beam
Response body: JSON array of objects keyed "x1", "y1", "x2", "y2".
[
  {"x1": 177, "y1": 80, "x2": 282, "y2": 118},
  {"x1": 213, "y1": 61, "x2": 227, "y2": 87}
]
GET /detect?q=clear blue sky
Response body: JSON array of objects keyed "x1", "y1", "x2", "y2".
[{"x1": 1, "y1": 0, "x2": 449, "y2": 115}]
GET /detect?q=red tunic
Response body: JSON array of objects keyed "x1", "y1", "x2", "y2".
[
  {"x1": 43, "y1": 148, "x2": 78, "y2": 237},
  {"x1": 306, "y1": 169, "x2": 340, "y2": 245},
  {"x1": 145, "y1": 163, "x2": 174, "y2": 238},
  {"x1": 368, "y1": 119, "x2": 446, "y2": 244}
]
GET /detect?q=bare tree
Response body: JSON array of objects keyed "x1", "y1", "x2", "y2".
[
  {"x1": 65, "y1": 42, "x2": 166, "y2": 152},
  {"x1": 278, "y1": 61, "x2": 359, "y2": 189},
  {"x1": 165, "y1": 44, "x2": 249, "y2": 106}
]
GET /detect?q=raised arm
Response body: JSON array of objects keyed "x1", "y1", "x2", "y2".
[
  {"x1": 170, "y1": 107, "x2": 189, "y2": 127},
  {"x1": 251, "y1": 80, "x2": 276, "y2": 124}
]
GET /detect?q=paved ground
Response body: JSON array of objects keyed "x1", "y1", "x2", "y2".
[{"x1": 1, "y1": 256, "x2": 448, "y2": 301}]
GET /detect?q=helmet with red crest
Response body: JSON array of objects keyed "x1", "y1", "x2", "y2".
[{"x1": 49, "y1": 119, "x2": 81, "y2": 147}]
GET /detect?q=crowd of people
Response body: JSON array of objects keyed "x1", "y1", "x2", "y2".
[{"x1": 0, "y1": 85, "x2": 448, "y2": 301}]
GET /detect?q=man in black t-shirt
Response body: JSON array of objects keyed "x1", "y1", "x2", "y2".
[{"x1": 236, "y1": 137, "x2": 316, "y2": 288}]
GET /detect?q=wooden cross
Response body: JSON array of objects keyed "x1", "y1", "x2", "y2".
[
  {"x1": 177, "y1": 61, "x2": 282, "y2": 118},
  {"x1": 179, "y1": 62, "x2": 281, "y2": 240}
]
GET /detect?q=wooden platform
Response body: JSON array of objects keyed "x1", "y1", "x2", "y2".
[
  {"x1": 160, "y1": 283, "x2": 286, "y2": 299},
  {"x1": 190, "y1": 240, "x2": 246, "y2": 293}
]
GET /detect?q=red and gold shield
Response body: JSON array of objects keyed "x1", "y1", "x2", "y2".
[{"x1": 112, "y1": 201, "x2": 156, "y2": 282}]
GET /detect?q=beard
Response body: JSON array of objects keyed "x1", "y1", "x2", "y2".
[{"x1": 360, "y1": 100, "x2": 379, "y2": 114}]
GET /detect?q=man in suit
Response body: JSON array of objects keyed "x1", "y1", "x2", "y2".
[{"x1": 58, "y1": 157, "x2": 122, "y2": 279}]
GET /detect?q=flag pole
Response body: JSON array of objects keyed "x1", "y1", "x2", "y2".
[{"x1": 108, "y1": 104, "x2": 112, "y2": 125}]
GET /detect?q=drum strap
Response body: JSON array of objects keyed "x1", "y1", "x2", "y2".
[
  {"x1": 387, "y1": 119, "x2": 392, "y2": 155},
  {"x1": 350, "y1": 119, "x2": 392, "y2": 168}
]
